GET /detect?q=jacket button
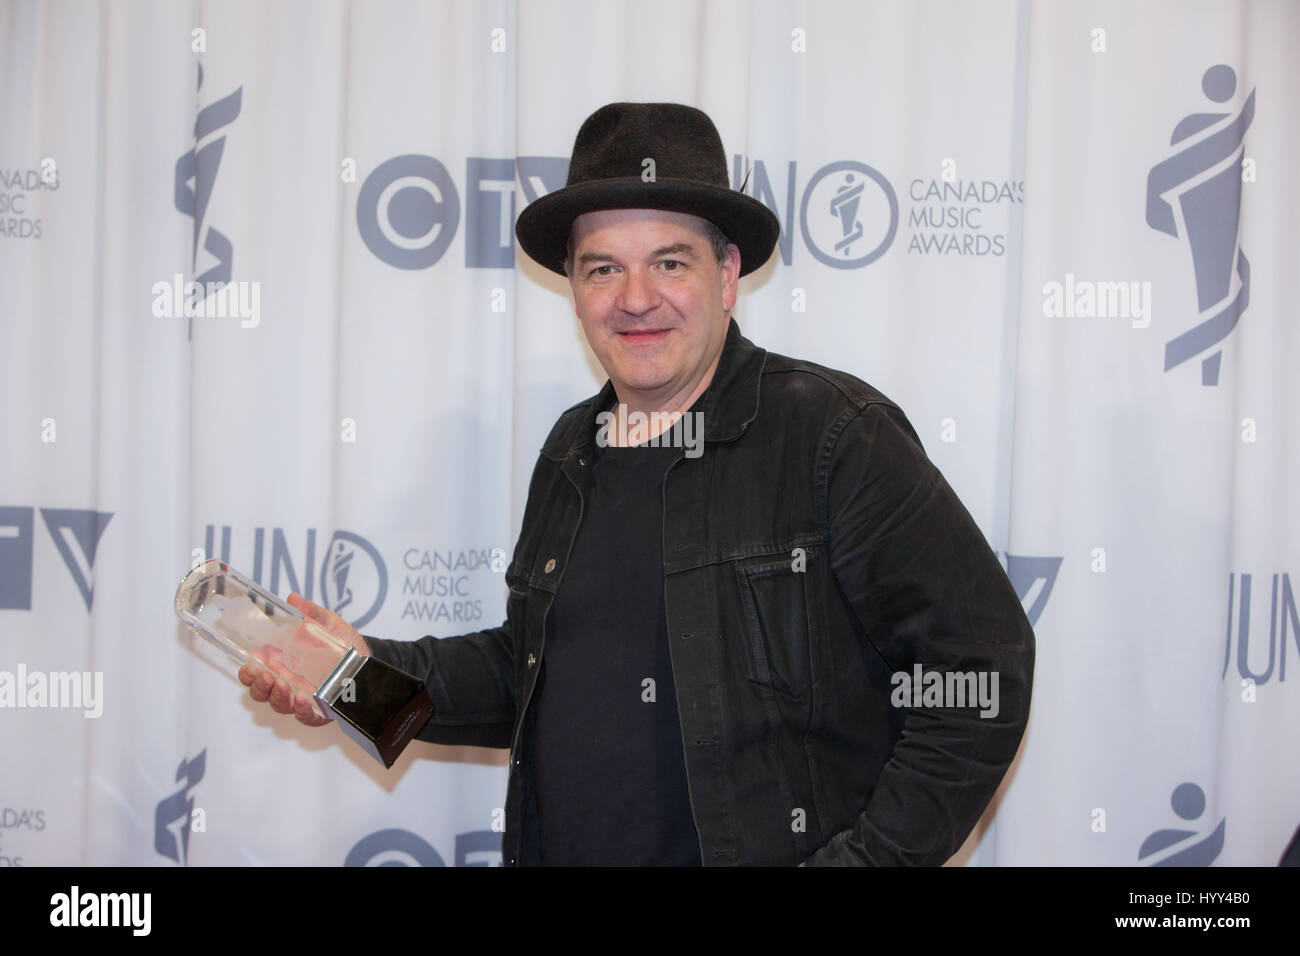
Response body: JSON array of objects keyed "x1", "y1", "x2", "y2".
[
  {"x1": 543, "y1": 558, "x2": 556, "y2": 573},
  {"x1": 527, "y1": 652, "x2": 537, "y2": 667}
]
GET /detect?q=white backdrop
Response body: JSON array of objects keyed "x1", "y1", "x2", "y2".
[{"x1": 0, "y1": 0, "x2": 1295, "y2": 866}]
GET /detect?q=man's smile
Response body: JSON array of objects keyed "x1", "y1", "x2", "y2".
[{"x1": 616, "y1": 328, "x2": 673, "y2": 343}]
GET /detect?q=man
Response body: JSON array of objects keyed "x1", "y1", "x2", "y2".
[{"x1": 242, "y1": 102, "x2": 1035, "y2": 866}]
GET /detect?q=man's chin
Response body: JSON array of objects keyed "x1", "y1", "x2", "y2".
[
  {"x1": 606, "y1": 356, "x2": 673, "y2": 391},
  {"x1": 615, "y1": 375, "x2": 674, "y2": 396}
]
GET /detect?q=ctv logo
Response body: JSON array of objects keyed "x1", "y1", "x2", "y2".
[{"x1": 0, "y1": 506, "x2": 114, "y2": 611}]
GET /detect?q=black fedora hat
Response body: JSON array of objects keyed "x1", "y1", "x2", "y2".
[{"x1": 515, "y1": 102, "x2": 780, "y2": 277}]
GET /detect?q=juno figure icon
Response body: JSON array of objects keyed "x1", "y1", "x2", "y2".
[{"x1": 173, "y1": 559, "x2": 434, "y2": 768}]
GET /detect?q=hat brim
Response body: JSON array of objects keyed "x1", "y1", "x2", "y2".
[{"x1": 515, "y1": 177, "x2": 780, "y2": 277}]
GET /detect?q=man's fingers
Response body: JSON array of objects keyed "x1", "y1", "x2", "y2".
[
  {"x1": 267, "y1": 677, "x2": 295, "y2": 715},
  {"x1": 292, "y1": 693, "x2": 331, "y2": 727},
  {"x1": 287, "y1": 591, "x2": 337, "y2": 625},
  {"x1": 247, "y1": 669, "x2": 274, "y2": 703},
  {"x1": 288, "y1": 591, "x2": 367, "y2": 655},
  {"x1": 247, "y1": 595, "x2": 356, "y2": 725},
  {"x1": 293, "y1": 618, "x2": 332, "y2": 650},
  {"x1": 241, "y1": 647, "x2": 331, "y2": 726}
]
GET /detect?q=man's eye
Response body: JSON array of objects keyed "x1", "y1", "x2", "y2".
[
  {"x1": 590, "y1": 265, "x2": 615, "y2": 277},
  {"x1": 660, "y1": 260, "x2": 682, "y2": 271}
]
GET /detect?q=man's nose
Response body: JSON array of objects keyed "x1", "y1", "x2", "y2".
[{"x1": 616, "y1": 267, "x2": 659, "y2": 315}]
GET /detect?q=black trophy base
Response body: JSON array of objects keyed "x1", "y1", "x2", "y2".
[{"x1": 315, "y1": 650, "x2": 435, "y2": 768}]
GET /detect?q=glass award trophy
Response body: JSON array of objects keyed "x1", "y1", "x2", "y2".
[{"x1": 174, "y1": 559, "x2": 434, "y2": 768}]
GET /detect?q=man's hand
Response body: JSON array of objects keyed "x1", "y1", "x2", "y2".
[{"x1": 237, "y1": 592, "x2": 371, "y2": 728}]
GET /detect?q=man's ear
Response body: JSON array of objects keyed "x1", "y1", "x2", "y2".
[{"x1": 721, "y1": 243, "x2": 742, "y2": 312}]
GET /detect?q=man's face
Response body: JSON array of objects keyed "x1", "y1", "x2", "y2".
[{"x1": 567, "y1": 208, "x2": 741, "y2": 410}]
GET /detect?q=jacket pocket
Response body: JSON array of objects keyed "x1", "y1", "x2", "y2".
[{"x1": 734, "y1": 549, "x2": 818, "y2": 701}]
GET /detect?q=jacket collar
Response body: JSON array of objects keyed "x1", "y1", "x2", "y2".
[{"x1": 542, "y1": 317, "x2": 768, "y2": 460}]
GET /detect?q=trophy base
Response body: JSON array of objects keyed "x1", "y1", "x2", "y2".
[{"x1": 315, "y1": 649, "x2": 435, "y2": 768}]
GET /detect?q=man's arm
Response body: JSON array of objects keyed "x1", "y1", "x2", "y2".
[
  {"x1": 365, "y1": 624, "x2": 516, "y2": 749},
  {"x1": 804, "y1": 402, "x2": 1035, "y2": 865}
]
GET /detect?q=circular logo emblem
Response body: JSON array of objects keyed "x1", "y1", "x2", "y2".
[
  {"x1": 800, "y1": 161, "x2": 898, "y2": 268},
  {"x1": 357, "y1": 154, "x2": 460, "y2": 269}
]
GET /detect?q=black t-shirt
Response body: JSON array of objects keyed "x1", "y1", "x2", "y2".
[{"x1": 531, "y1": 427, "x2": 702, "y2": 865}]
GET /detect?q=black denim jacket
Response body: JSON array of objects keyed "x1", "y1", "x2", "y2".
[{"x1": 365, "y1": 318, "x2": 1035, "y2": 866}]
